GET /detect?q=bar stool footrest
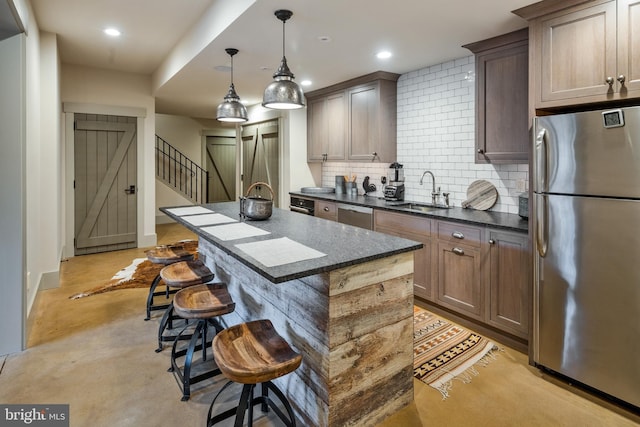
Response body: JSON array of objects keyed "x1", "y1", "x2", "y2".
[
  {"x1": 206, "y1": 381, "x2": 296, "y2": 427},
  {"x1": 170, "y1": 319, "x2": 221, "y2": 401}
]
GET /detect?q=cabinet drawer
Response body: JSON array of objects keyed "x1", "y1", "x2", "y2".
[
  {"x1": 437, "y1": 221, "x2": 481, "y2": 248},
  {"x1": 315, "y1": 200, "x2": 337, "y2": 221},
  {"x1": 374, "y1": 210, "x2": 431, "y2": 237}
]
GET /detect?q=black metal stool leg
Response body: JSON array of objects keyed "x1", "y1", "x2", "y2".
[
  {"x1": 261, "y1": 381, "x2": 297, "y2": 427},
  {"x1": 207, "y1": 381, "x2": 235, "y2": 427},
  {"x1": 168, "y1": 321, "x2": 192, "y2": 373},
  {"x1": 235, "y1": 384, "x2": 254, "y2": 427},
  {"x1": 155, "y1": 302, "x2": 174, "y2": 352},
  {"x1": 144, "y1": 274, "x2": 162, "y2": 320},
  {"x1": 180, "y1": 320, "x2": 204, "y2": 401}
]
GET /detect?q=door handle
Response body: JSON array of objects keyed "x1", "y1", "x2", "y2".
[
  {"x1": 536, "y1": 195, "x2": 548, "y2": 258},
  {"x1": 124, "y1": 185, "x2": 136, "y2": 195},
  {"x1": 452, "y1": 231, "x2": 464, "y2": 239},
  {"x1": 534, "y1": 126, "x2": 547, "y2": 193},
  {"x1": 452, "y1": 247, "x2": 464, "y2": 256}
]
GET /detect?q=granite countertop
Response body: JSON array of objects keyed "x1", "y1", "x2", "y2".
[
  {"x1": 290, "y1": 191, "x2": 529, "y2": 232},
  {"x1": 161, "y1": 202, "x2": 422, "y2": 283}
]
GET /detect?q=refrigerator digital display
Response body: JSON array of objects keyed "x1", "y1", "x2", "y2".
[{"x1": 602, "y1": 109, "x2": 624, "y2": 128}]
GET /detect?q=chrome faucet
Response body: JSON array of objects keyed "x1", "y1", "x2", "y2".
[{"x1": 419, "y1": 170, "x2": 440, "y2": 205}]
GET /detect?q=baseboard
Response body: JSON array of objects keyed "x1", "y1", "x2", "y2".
[
  {"x1": 139, "y1": 232, "x2": 157, "y2": 248},
  {"x1": 156, "y1": 214, "x2": 176, "y2": 225},
  {"x1": 25, "y1": 288, "x2": 45, "y2": 350},
  {"x1": 40, "y1": 269, "x2": 60, "y2": 290}
]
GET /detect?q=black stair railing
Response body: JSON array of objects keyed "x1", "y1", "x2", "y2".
[{"x1": 155, "y1": 135, "x2": 209, "y2": 204}]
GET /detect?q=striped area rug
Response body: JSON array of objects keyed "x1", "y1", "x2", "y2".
[{"x1": 413, "y1": 306, "x2": 498, "y2": 399}]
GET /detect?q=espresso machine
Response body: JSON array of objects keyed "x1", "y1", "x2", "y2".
[{"x1": 384, "y1": 162, "x2": 405, "y2": 201}]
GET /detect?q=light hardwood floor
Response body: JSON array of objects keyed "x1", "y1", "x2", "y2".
[{"x1": 0, "y1": 223, "x2": 637, "y2": 426}]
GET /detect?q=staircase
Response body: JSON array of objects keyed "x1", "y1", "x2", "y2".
[{"x1": 156, "y1": 135, "x2": 208, "y2": 204}]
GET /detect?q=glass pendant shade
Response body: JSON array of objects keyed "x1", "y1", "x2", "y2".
[
  {"x1": 217, "y1": 48, "x2": 248, "y2": 122},
  {"x1": 262, "y1": 10, "x2": 305, "y2": 110}
]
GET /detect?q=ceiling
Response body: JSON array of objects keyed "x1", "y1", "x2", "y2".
[{"x1": 29, "y1": 0, "x2": 533, "y2": 120}]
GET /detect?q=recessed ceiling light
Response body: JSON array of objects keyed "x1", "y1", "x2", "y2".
[
  {"x1": 104, "y1": 28, "x2": 121, "y2": 37},
  {"x1": 376, "y1": 51, "x2": 392, "y2": 59},
  {"x1": 301, "y1": 80, "x2": 312, "y2": 86}
]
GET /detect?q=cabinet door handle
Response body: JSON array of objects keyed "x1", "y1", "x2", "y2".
[
  {"x1": 452, "y1": 247, "x2": 464, "y2": 256},
  {"x1": 452, "y1": 231, "x2": 464, "y2": 239},
  {"x1": 323, "y1": 207, "x2": 329, "y2": 211},
  {"x1": 477, "y1": 148, "x2": 485, "y2": 154},
  {"x1": 606, "y1": 76, "x2": 614, "y2": 86},
  {"x1": 489, "y1": 239, "x2": 495, "y2": 245},
  {"x1": 617, "y1": 75, "x2": 626, "y2": 85}
]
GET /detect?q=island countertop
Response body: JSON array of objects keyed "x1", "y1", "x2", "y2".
[
  {"x1": 161, "y1": 201, "x2": 419, "y2": 426},
  {"x1": 160, "y1": 201, "x2": 422, "y2": 283}
]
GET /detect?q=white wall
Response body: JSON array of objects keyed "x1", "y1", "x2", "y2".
[
  {"x1": 37, "y1": 31, "x2": 62, "y2": 291},
  {"x1": 24, "y1": 5, "x2": 64, "y2": 326},
  {"x1": 0, "y1": 0, "x2": 62, "y2": 355},
  {"x1": 0, "y1": 33, "x2": 26, "y2": 355},
  {"x1": 24, "y1": 0, "x2": 41, "y2": 311},
  {"x1": 156, "y1": 114, "x2": 205, "y2": 162},
  {"x1": 61, "y1": 64, "x2": 157, "y2": 249},
  {"x1": 155, "y1": 114, "x2": 207, "y2": 222}
]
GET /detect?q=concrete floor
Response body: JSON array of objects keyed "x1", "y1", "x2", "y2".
[{"x1": 0, "y1": 223, "x2": 638, "y2": 426}]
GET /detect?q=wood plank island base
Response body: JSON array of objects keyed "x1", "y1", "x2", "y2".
[{"x1": 161, "y1": 203, "x2": 421, "y2": 426}]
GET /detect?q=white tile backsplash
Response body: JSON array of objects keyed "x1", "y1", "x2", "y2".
[{"x1": 321, "y1": 55, "x2": 529, "y2": 215}]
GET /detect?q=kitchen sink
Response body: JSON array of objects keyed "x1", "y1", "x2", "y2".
[{"x1": 389, "y1": 202, "x2": 451, "y2": 213}]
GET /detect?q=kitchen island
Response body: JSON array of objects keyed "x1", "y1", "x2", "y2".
[{"x1": 161, "y1": 202, "x2": 422, "y2": 427}]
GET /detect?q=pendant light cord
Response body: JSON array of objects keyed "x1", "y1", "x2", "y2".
[{"x1": 282, "y1": 19, "x2": 286, "y2": 59}]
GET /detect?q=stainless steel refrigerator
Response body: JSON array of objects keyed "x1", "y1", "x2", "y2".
[{"x1": 533, "y1": 106, "x2": 640, "y2": 409}]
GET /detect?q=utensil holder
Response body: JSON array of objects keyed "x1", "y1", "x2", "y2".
[{"x1": 335, "y1": 176, "x2": 346, "y2": 194}]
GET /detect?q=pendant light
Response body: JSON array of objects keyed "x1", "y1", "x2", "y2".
[
  {"x1": 262, "y1": 9, "x2": 305, "y2": 110},
  {"x1": 216, "y1": 48, "x2": 248, "y2": 123}
]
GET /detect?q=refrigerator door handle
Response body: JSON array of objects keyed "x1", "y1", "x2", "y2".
[
  {"x1": 536, "y1": 195, "x2": 548, "y2": 257},
  {"x1": 534, "y1": 127, "x2": 547, "y2": 193}
]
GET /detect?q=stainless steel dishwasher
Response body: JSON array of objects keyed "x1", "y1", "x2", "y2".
[{"x1": 336, "y1": 203, "x2": 373, "y2": 230}]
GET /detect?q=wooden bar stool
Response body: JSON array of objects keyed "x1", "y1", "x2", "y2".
[
  {"x1": 169, "y1": 282, "x2": 235, "y2": 401},
  {"x1": 143, "y1": 241, "x2": 197, "y2": 321},
  {"x1": 206, "y1": 319, "x2": 302, "y2": 427},
  {"x1": 155, "y1": 259, "x2": 215, "y2": 353}
]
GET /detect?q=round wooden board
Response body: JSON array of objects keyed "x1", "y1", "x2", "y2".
[{"x1": 462, "y1": 180, "x2": 498, "y2": 210}]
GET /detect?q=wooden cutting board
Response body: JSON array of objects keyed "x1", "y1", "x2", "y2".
[{"x1": 461, "y1": 180, "x2": 498, "y2": 210}]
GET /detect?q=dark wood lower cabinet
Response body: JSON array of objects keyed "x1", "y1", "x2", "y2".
[
  {"x1": 375, "y1": 210, "x2": 530, "y2": 342},
  {"x1": 486, "y1": 228, "x2": 529, "y2": 339},
  {"x1": 436, "y1": 241, "x2": 483, "y2": 320}
]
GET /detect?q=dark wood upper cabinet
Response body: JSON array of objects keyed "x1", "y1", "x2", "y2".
[
  {"x1": 464, "y1": 28, "x2": 529, "y2": 164},
  {"x1": 306, "y1": 71, "x2": 399, "y2": 163},
  {"x1": 513, "y1": 0, "x2": 640, "y2": 110}
]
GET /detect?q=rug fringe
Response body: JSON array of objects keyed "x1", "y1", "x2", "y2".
[{"x1": 435, "y1": 345, "x2": 501, "y2": 400}]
